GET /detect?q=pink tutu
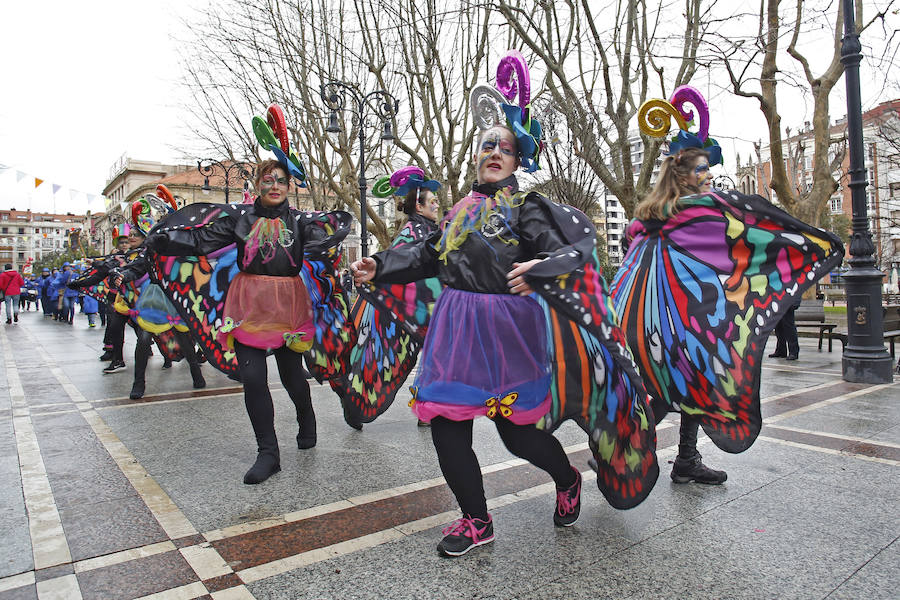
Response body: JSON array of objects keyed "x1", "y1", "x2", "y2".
[{"x1": 219, "y1": 272, "x2": 313, "y2": 351}]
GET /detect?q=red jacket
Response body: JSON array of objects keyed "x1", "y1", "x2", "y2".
[{"x1": 0, "y1": 269, "x2": 24, "y2": 296}]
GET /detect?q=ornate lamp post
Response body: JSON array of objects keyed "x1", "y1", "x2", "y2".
[
  {"x1": 711, "y1": 174, "x2": 735, "y2": 191},
  {"x1": 320, "y1": 81, "x2": 398, "y2": 257},
  {"x1": 839, "y1": 0, "x2": 893, "y2": 382},
  {"x1": 196, "y1": 159, "x2": 255, "y2": 203}
]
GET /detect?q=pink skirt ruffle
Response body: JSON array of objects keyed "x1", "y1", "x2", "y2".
[{"x1": 219, "y1": 272, "x2": 313, "y2": 351}]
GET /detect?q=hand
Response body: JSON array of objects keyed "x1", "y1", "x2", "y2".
[
  {"x1": 350, "y1": 257, "x2": 377, "y2": 286},
  {"x1": 506, "y1": 259, "x2": 541, "y2": 296},
  {"x1": 111, "y1": 274, "x2": 123, "y2": 288}
]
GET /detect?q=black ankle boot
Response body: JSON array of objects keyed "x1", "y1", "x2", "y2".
[
  {"x1": 190, "y1": 364, "x2": 206, "y2": 389},
  {"x1": 671, "y1": 415, "x2": 727, "y2": 484},
  {"x1": 297, "y1": 411, "x2": 317, "y2": 449},
  {"x1": 129, "y1": 380, "x2": 145, "y2": 400},
  {"x1": 243, "y1": 434, "x2": 280, "y2": 484},
  {"x1": 243, "y1": 452, "x2": 281, "y2": 484},
  {"x1": 671, "y1": 455, "x2": 727, "y2": 484},
  {"x1": 343, "y1": 406, "x2": 363, "y2": 431}
]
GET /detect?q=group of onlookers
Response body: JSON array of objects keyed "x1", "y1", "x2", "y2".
[{"x1": 0, "y1": 263, "x2": 104, "y2": 327}]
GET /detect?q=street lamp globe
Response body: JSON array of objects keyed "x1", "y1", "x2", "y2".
[{"x1": 380, "y1": 119, "x2": 395, "y2": 143}]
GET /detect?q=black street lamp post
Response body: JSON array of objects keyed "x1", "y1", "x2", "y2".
[
  {"x1": 711, "y1": 174, "x2": 735, "y2": 191},
  {"x1": 320, "y1": 81, "x2": 398, "y2": 258},
  {"x1": 197, "y1": 159, "x2": 255, "y2": 203},
  {"x1": 839, "y1": 0, "x2": 893, "y2": 382}
]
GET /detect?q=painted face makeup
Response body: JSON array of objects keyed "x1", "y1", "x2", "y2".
[
  {"x1": 695, "y1": 162, "x2": 710, "y2": 187},
  {"x1": 260, "y1": 175, "x2": 288, "y2": 195},
  {"x1": 475, "y1": 128, "x2": 518, "y2": 184}
]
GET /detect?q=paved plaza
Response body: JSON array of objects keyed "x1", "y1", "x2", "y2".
[{"x1": 0, "y1": 309, "x2": 897, "y2": 600}]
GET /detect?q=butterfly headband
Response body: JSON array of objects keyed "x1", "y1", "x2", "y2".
[
  {"x1": 131, "y1": 184, "x2": 178, "y2": 235},
  {"x1": 469, "y1": 50, "x2": 543, "y2": 173},
  {"x1": 251, "y1": 103, "x2": 308, "y2": 187},
  {"x1": 371, "y1": 166, "x2": 441, "y2": 199},
  {"x1": 637, "y1": 85, "x2": 722, "y2": 166}
]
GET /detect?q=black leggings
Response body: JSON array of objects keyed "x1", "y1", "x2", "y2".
[
  {"x1": 107, "y1": 311, "x2": 142, "y2": 362},
  {"x1": 133, "y1": 328, "x2": 201, "y2": 383},
  {"x1": 430, "y1": 416, "x2": 575, "y2": 521},
  {"x1": 234, "y1": 341, "x2": 313, "y2": 447}
]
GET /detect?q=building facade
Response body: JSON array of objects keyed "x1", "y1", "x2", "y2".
[
  {"x1": 737, "y1": 99, "x2": 900, "y2": 291},
  {"x1": 0, "y1": 210, "x2": 87, "y2": 271}
]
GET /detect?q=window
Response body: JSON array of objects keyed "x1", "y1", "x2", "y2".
[
  {"x1": 0, "y1": 227, "x2": 6, "y2": 233},
  {"x1": 17, "y1": 227, "x2": 24, "y2": 234},
  {"x1": 830, "y1": 198, "x2": 842, "y2": 213},
  {"x1": 890, "y1": 182, "x2": 900, "y2": 198},
  {"x1": 17, "y1": 252, "x2": 24, "y2": 260}
]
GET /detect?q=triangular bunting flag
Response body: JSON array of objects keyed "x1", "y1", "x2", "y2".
[
  {"x1": 16, "y1": 171, "x2": 26, "y2": 183},
  {"x1": 69, "y1": 189, "x2": 80, "y2": 202},
  {"x1": 34, "y1": 178, "x2": 44, "y2": 188},
  {"x1": 52, "y1": 184, "x2": 62, "y2": 195}
]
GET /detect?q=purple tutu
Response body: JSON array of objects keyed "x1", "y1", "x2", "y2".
[{"x1": 410, "y1": 287, "x2": 551, "y2": 424}]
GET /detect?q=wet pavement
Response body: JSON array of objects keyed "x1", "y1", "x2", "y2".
[{"x1": 0, "y1": 309, "x2": 897, "y2": 600}]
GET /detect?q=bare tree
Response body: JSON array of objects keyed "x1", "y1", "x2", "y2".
[
  {"x1": 711, "y1": 0, "x2": 897, "y2": 226},
  {"x1": 495, "y1": 0, "x2": 714, "y2": 217},
  {"x1": 178, "y1": 0, "x2": 518, "y2": 250}
]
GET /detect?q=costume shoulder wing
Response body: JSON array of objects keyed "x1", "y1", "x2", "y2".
[
  {"x1": 297, "y1": 210, "x2": 356, "y2": 383},
  {"x1": 150, "y1": 245, "x2": 241, "y2": 376},
  {"x1": 148, "y1": 203, "x2": 239, "y2": 256},
  {"x1": 610, "y1": 190, "x2": 844, "y2": 453},
  {"x1": 70, "y1": 255, "x2": 127, "y2": 302},
  {"x1": 525, "y1": 196, "x2": 659, "y2": 510}
]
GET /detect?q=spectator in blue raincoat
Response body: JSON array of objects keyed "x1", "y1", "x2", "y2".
[
  {"x1": 38, "y1": 268, "x2": 54, "y2": 316},
  {"x1": 60, "y1": 263, "x2": 80, "y2": 324}
]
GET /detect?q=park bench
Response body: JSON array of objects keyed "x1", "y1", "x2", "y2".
[
  {"x1": 794, "y1": 299, "x2": 840, "y2": 352},
  {"x1": 882, "y1": 305, "x2": 900, "y2": 373}
]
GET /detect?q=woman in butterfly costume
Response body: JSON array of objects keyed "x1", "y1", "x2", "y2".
[
  {"x1": 610, "y1": 87, "x2": 844, "y2": 484},
  {"x1": 110, "y1": 188, "x2": 207, "y2": 400},
  {"x1": 146, "y1": 104, "x2": 353, "y2": 485},
  {"x1": 352, "y1": 51, "x2": 657, "y2": 557},
  {"x1": 332, "y1": 166, "x2": 442, "y2": 427}
]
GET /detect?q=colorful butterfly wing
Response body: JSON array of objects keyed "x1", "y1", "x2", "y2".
[
  {"x1": 333, "y1": 218, "x2": 442, "y2": 422},
  {"x1": 151, "y1": 245, "x2": 240, "y2": 377},
  {"x1": 610, "y1": 191, "x2": 844, "y2": 452},
  {"x1": 525, "y1": 196, "x2": 658, "y2": 510},
  {"x1": 297, "y1": 211, "x2": 355, "y2": 383}
]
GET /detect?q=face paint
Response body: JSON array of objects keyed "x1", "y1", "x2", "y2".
[
  {"x1": 261, "y1": 175, "x2": 288, "y2": 186},
  {"x1": 695, "y1": 162, "x2": 710, "y2": 186},
  {"x1": 477, "y1": 133, "x2": 502, "y2": 170}
]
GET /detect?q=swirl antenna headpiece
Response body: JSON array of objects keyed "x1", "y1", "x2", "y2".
[
  {"x1": 637, "y1": 85, "x2": 722, "y2": 166},
  {"x1": 131, "y1": 184, "x2": 179, "y2": 235},
  {"x1": 251, "y1": 103, "x2": 309, "y2": 187},
  {"x1": 371, "y1": 166, "x2": 442, "y2": 199},
  {"x1": 469, "y1": 50, "x2": 544, "y2": 173}
]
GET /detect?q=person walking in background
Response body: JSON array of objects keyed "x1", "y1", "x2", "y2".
[
  {"x1": 769, "y1": 297, "x2": 801, "y2": 361},
  {"x1": 0, "y1": 264, "x2": 24, "y2": 324},
  {"x1": 59, "y1": 262, "x2": 79, "y2": 324},
  {"x1": 39, "y1": 267, "x2": 54, "y2": 316},
  {"x1": 81, "y1": 290, "x2": 100, "y2": 328}
]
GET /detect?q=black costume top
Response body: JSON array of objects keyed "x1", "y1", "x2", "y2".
[
  {"x1": 146, "y1": 198, "x2": 328, "y2": 277},
  {"x1": 373, "y1": 177, "x2": 567, "y2": 293}
]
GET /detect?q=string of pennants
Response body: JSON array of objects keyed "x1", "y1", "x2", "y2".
[{"x1": 0, "y1": 163, "x2": 105, "y2": 206}]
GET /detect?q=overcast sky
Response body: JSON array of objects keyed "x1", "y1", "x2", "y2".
[
  {"x1": 0, "y1": 0, "x2": 193, "y2": 215},
  {"x1": 0, "y1": 1, "x2": 897, "y2": 215}
]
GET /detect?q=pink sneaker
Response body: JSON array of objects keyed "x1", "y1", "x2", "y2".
[
  {"x1": 554, "y1": 467, "x2": 582, "y2": 527},
  {"x1": 437, "y1": 515, "x2": 494, "y2": 557}
]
